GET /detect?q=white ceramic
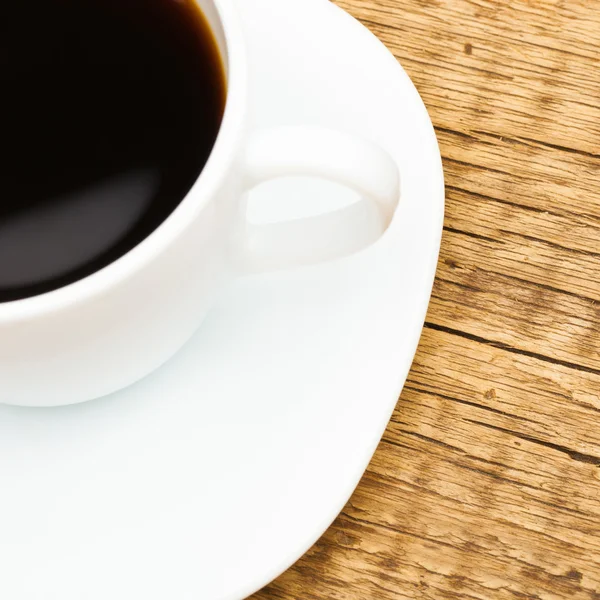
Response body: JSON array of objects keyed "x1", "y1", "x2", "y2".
[
  {"x1": 0, "y1": 0, "x2": 400, "y2": 408},
  {"x1": 0, "y1": 0, "x2": 444, "y2": 598}
]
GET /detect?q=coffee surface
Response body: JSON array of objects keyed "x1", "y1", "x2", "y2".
[{"x1": 0, "y1": 0, "x2": 226, "y2": 303}]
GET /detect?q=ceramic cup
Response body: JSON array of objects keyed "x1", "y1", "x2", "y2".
[{"x1": 0, "y1": 0, "x2": 400, "y2": 407}]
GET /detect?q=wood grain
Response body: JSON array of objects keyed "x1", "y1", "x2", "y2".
[{"x1": 253, "y1": 0, "x2": 600, "y2": 597}]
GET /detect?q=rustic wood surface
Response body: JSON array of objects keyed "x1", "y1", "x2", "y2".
[{"x1": 253, "y1": 0, "x2": 600, "y2": 598}]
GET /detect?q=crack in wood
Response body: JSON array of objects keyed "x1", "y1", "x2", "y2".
[
  {"x1": 402, "y1": 384, "x2": 538, "y2": 424},
  {"x1": 498, "y1": 230, "x2": 600, "y2": 260},
  {"x1": 424, "y1": 322, "x2": 600, "y2": 377},
  {"x1": 444, "y1": 227, "x2": 500, "y2": 244},
  {"x1": 464, "y1": 419, "x2": 600, "y2": 465}
]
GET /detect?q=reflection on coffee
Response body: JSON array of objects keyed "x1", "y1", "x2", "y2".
[{"x1": 0, "y1": 0, "x2": 226, "y2": 303}]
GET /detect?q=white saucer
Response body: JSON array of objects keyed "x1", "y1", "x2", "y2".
[{"x1": 0, "y1": 1, "x2": 444, "y2": 598}]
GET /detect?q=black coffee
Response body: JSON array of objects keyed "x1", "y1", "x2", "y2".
[{"x1": 0, "y1": 0, "x2": 226, "y2": 303}]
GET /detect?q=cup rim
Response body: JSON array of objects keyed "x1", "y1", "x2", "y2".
[{"x1": 0, "y1": 0, "x2": 246, "y2": 324}]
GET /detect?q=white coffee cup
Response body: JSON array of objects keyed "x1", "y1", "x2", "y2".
[{"x1": 0, "y1": 0, "x2": 400, "y2": 407}]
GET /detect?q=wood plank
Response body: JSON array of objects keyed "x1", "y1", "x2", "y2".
[
  {"x1": 443, "y1": 184, "x2": 600, "y2": 269},
  {"x1": 431, "y1": 230, "x2": 600, "y2": 371},
  {"x1": 436, "y1": 128, "x2": 600, "y2": 225},
  {"x1": 405, "y1": 329, "x2": 600, "y2": 471}
]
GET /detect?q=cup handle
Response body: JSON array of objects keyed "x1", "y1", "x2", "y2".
[{"x1": 239, "y1": 126, "x2": 400, "y2": 273}]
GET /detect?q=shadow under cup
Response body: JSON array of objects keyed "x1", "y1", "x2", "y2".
[{"x1": 0, "y1": 0, "x2": 227, "y2": 304}]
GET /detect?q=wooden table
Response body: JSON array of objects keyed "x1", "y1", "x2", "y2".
[{"x1": 253, "y1": 0, "x2": 600, "y2": 597}]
